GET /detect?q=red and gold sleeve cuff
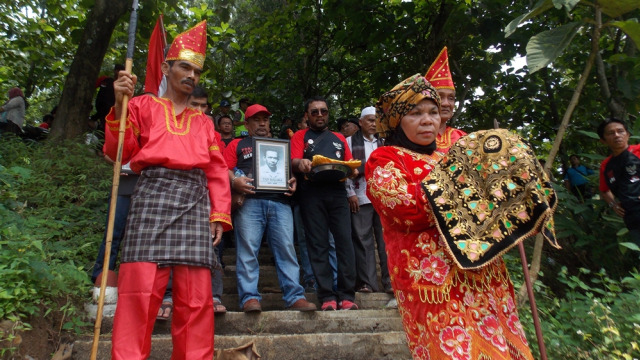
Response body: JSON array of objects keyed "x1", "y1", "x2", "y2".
[
  {"x1": 104, "y1": 107, "x2": 140, "y2": 136},
  {"x1": 210, "y1": 213, "x2": 232, "y2": 232}
]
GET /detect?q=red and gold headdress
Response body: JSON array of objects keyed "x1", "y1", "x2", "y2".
[
  {"x1": 425, "y1": 47, "x2": 455, "y2": 90},
  {"x1": 165, "y1": 20, "x2": 207, "y2": 68}
]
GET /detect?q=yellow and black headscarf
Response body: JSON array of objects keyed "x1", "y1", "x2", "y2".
[{"x1": 375, "y1": 73, "x2": 440, "y2": 139}]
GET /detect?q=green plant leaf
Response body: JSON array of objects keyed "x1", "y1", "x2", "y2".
[
  {"x1": 526, "y1": 22, "x2": 582, "y2": 73},
  {"x1": 576, "y1": 130, "x2": 600, "y2": 139},
  {"x1": 552, "y1": 0, "x2": 580, "y2": 12},
  {"x1": 616, "y1": 228, "x2": 629, "y2": 236},
  {"x1": 505, "y1": 0, "x2": 554, "y2": 38},
  {"x1": 599, "y1": 0, "x2": 640, "y2": 18},
  {"x1": 610, "y1": 20, "x2": 640, "y2": 49},
  {"x1": 620, "y1": 242, "x2": 640, "y2": 251}
]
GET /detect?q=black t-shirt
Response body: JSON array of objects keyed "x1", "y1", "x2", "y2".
[
  {"x1": 291, "y1": 128, "x2": 352, "y2": 193},
  {"x1": 224, "y1": 136, "x2": 290, "y2": 204},
  {"x1": 600, "y1": 144, "x2": 640, "y2": 229}
]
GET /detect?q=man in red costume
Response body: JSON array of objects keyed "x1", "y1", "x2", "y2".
[
  {"x1": 425, "y1": 47, "x2": 467, "y2": 153},
  {"x1": 103, "y1": 20, "x2": 232, "y2": 359}
]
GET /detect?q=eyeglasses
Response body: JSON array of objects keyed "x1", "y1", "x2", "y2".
[{"x1": 310, "y1": 108, "x2": 329, "y2": 116}]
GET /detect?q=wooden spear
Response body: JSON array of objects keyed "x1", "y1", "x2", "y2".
[
  {"x1": 90, "y1": 1, "x2": 139, "y2": 358},
  {"x1": 493, "y1": 119, "x2": 548, "y2": 359}
]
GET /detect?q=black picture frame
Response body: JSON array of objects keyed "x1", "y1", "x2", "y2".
[{"x1": 252, "y1": 137, "x2": 291, "y2": 193}]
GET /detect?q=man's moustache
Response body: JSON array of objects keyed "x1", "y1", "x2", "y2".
[{"x1": 182, "y1": 79, "x2": 195, "y2": 87}]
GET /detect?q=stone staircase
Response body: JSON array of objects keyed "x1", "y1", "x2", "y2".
[{"x1": 73, "y1": 246, "x2": 411, "y2": 359}]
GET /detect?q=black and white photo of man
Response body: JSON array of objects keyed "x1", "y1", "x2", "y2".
[{"x1": 259, "y1": 146, "x2": 286, "y2": 186}]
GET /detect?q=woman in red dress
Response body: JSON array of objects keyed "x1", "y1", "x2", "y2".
[{"x1": 366, "y1": 74, "x2": 535, "y2": 360}]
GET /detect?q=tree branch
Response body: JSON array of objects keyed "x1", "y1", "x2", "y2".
[{"x1": 518, "y1": 5, "x2": 602, "y2": 305}]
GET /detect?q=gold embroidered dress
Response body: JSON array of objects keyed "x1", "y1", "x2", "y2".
[{"x1": 366, "y1": 145, "x2": 534, "y2": 360}]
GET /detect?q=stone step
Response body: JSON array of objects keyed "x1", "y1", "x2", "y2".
[
  {"x1": 73, "y1": 331, "x2": 411, "y2": 360},
  {"x1": 220, "y1": 265, "x2": 390, "y2": 295},
  {"x1": 91, "y1": 307, "x2": 402, "y2": 336},
  {"x1": 86, "y1": 292, "x2": 394, "y2": 316}
]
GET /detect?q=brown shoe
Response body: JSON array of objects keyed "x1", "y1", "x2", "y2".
[
  {"x1": 242, "y1": 299, "x2": 262, "y2": 313},
  {"x1": 288, "y1": 298, "x2": 317, "y2": 312}
]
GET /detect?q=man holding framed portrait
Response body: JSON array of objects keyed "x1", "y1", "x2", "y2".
[{"x1": 223, "y1": 104, "x2": 317, "y2": 312}]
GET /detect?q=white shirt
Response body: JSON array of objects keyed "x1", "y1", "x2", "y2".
[
  {"x1": 3, "y1": 96, "x2": 25, "y2": 128},
  {"x1": 345, "y1": 134, "x2": 379, "y2": 205}
]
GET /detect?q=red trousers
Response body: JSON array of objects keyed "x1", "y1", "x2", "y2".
[{"x1": 111, "y1": 262, "x2": 214, "y2": 360}]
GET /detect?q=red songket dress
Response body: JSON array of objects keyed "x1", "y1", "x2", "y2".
[
  {"x1": 366, "y1": 146, "x2": 533, "y2": 360},
  {"x1": 437, "y1": 126, "x2": 466, "y2": 153},
  {"x1": 103, "y1": 95, "x2": 231, "y2": 229}
]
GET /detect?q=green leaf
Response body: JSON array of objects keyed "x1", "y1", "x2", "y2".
[
  {"x1": 552, "y1": 0, "x2": 580, "y2": 12},
  {"x1": 616, "y1": 228, "x2": 629, "y2": 236},
  {"x1": 620, "y1": 242, "x2": 640, "y2": 251},
  {"x1": 576, "y1": 130, "x2": 600, "y2": 139},
  {"x1": 526, "y1": 22, "x2": 581, "y2": 73},
  {"x1": 610, "y1": 20, "x2": 640, "y2": 49},
  {"x1": 600, "y1": 0, "x2": 640, "y2": 18},
  {"x1": 505, "y1": 0, "x2": 554, "y2": 38}
]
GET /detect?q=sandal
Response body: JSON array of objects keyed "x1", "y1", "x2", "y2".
[
  {"x1": 157, "y1": 301, "x2": 173, "y2": 320},
  {"x1": 213, "y1": 298, "x2": 227, "y2": 314}
]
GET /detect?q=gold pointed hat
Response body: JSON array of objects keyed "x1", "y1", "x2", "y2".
[
  {"x1": 165, "y1": 20, "x2": 207, "y2": 68},
  {"x1": 425, "y1": 46, "x2": 455, "y2": 90}
]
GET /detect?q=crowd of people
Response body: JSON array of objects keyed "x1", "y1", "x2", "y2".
[{"x1": 0, "y1": 17, "x2": 618, "y2": 360}]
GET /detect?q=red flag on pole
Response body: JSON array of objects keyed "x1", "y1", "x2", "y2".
[{"x1": 144, "y1": 15, "x2": 166, "y2": 96}]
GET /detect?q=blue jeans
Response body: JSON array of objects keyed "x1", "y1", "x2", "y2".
[
  {"x1": 234, "y1": 198, "x2": 305, "y2": 307},
  {"x1": 91, "y1": 194, "x2": 131, "y2": 282}
]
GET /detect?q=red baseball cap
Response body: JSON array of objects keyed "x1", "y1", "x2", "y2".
[{"x1": 245, "y1": 104, "x2": 271, "y2": 119}]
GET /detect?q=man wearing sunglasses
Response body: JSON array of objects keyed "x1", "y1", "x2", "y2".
[{"x1": 291, "y1": 96, "x2": 359, "y2": 311}]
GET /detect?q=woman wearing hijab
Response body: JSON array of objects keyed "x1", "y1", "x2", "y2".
[
  {"x1": 366, "y1": 74, "x2": 558, "y2": 359},
  {"x1": 1, "y1": 87, "x2": 26, "y2": 130}
]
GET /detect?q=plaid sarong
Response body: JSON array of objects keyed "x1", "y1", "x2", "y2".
[{"x1": 121, "y1": 166, "x2": 220, "y2": 269}]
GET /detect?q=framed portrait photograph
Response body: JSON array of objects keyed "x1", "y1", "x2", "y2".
[{"x1": 252, "y1": 137, "x2": 291, "y2": 193}]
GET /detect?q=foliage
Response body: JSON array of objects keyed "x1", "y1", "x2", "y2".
[
  {"x1": 0, "y1": 1, "x2": 86, "y2": 122},
  {"x1": 519, "y1": 268, "x2": 640, "y2": 359},
  {"x1": 0, "y1": 136, "x2": 110, "y2": 334}
]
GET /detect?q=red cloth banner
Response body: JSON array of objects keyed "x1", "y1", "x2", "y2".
[{"x1": 144, "y1": 15, "x2": 166, "y2": 96}]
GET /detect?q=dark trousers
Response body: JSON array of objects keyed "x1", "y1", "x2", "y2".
[
  {"x1": 299, "y1": 188, "x2": 355, "y2": 302},
  {"x1": 91, "y1": 194, "x2": 131, "y2": 282},
  {"x1": 351, "y1": 204, "x2": 390, "y2": 291}
]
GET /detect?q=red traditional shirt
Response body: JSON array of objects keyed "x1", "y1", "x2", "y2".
[
  {"x1": 366, "y1": 146, "x2": 533, "y2": 360},
  {"x1": 103, "y1": 95, "x2": 231, "y2": 230},
  {"x1": 436, "y1": 126, "x2": 466, "y2": 153}
]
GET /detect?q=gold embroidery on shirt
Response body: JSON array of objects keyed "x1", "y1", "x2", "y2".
[
  {"x1": 367, "y1": 161, "x2": 416, "y2": 210},
  {"x1": 151, "y1": 97, "x2": 194, "y2": 136}
]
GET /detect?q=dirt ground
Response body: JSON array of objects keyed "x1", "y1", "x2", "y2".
[{"x1": 0, "y1": 310, "x2": 75, "y2": 360}]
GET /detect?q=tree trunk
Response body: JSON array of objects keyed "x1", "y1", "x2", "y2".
[
  {"x1": 518, "y1": 6, "x2": 602, "y2": 305},
  {"x1": 49, "y1": 0, "x2": 129, "y2": 141}
]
